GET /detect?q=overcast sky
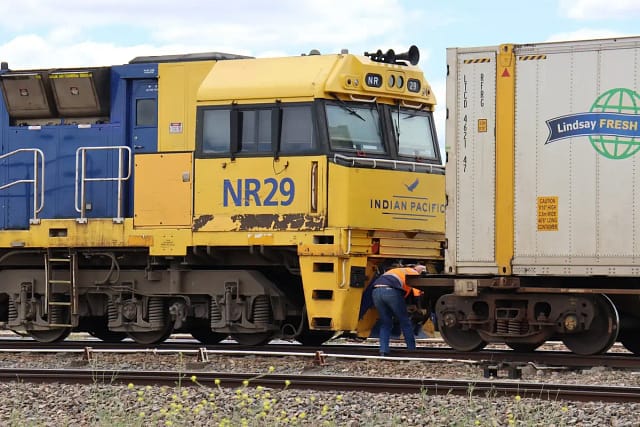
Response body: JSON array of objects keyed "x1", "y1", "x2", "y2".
[{"x1": 2, "y1": 0, "x2": 640, "y2": 153}]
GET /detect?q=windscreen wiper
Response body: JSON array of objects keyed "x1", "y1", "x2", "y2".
[
  {"x1": 331, "y1": 94, "x2": 365, "y2": 121},
  {"x1": 402, "y1": 104, "x2": 428, "y2": 119}
]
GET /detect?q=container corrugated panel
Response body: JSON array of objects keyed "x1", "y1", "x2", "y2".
[
  {"x1": 445, "y1": 46, "x2": 498, "y2": 274},
  {"x1": 512, "y1": 37, "x2": 640, "y2": 275}
]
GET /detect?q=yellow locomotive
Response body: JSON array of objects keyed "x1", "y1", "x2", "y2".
[{"x1": 0, "y1": 47, "x2": 444, "y2": 344}]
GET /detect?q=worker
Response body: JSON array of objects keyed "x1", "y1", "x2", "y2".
[{"x1": 371, "y1": 264, "x2": 425, "y2": 356}]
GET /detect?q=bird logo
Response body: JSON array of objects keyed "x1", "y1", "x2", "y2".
[{"x1": 404, "y1": 178, "x2": 419, "y2": 192}]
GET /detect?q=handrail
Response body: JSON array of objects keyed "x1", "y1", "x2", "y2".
[
  {"x1": 75, "y1": 146, "x2": 132, "y2": 224},
  {"x1": 348, "y1": 94, "x2": 377, "y2": 103},
  {"x1": 401, "y1": 100, "x2": 425, "y2": 109},
  {"x1": 332, "y1": 153, "x2": 445, "y2": 174},
  {"x1": 0, "y1": 148, "x2": 45, "y2": 224}
]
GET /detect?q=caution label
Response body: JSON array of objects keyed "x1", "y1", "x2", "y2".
[{"x1": 537, "y1": 196, "x2": 558, "y2": 231}]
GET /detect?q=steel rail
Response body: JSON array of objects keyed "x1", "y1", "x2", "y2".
[
  {"x1": 0, "y1": 339, "x2": 639, "y2": 369},
  {"x1": 0, "y1": 368, "x2": 637, "y2": 403}
]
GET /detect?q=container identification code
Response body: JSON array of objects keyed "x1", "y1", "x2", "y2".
[{"x1": 537, "y1": 196, "x2": 558, "y2": 231}]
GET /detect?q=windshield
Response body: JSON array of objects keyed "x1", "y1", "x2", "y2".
[
  {"x1": 325, "y1": 104, "x2": 384, "y2": 154},
  {"x1": 392, "y1": 109, "x2": 438, "y2": 160}
]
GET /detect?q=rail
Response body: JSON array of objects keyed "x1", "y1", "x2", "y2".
[
  {"x1": 0, "y1": 148, "x2": 45, "y2": 224},
  {"x1": 332, "y1": 153, "x2": 445, "y2": 174},
  {"x1": 0, "y1": 366, "x2": 638, "y2": 402},
  {"x1": 75, "y1": 146, "x2": 132, "y2": 224}
]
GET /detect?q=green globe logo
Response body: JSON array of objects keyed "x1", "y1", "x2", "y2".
[{"x1": 589, "y1": 88, "x2": 640, "y2": 159}]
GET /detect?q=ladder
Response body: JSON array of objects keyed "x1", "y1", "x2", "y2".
[{"x1": 44, "y1": 249, "x2": 78, "y2": 328}]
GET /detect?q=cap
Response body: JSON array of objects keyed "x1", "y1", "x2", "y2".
[{"x1": 413, "y1": 265, "x2": 426, "y2": 274}]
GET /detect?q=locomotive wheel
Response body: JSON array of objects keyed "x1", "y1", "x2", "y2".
[
  {"x1": 126, "y1": 297, "x2": 174, "y2": 345},
  {"x1": 127, "y1": 325, "x2": 173, "y2": 345},
  {"x1": 89, "y1": 328, "x2": 127, "y2": 343},
  {"x1": 231, "y1": 332, "x2": 273, "y2": 346},
  {"x1": 191, "y1": 328, "x2": 228, "y2": 345},
  {"x1": 562, "y1": 294, "x2": 619, "y2": 355},
  {"x1": 296, "y1": 331, "x2": 335, "y2": 346},
  {"x1": 439, "y1": 325, "x2": 486, "y2": 352},
  {"x1": 506, "y1": 341, "x2": 543, "y2": 352},
  {"x1": 28, "y1": 328, "x2": 71, "y2": 343}
]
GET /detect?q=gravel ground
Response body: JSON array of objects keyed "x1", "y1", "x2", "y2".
[{"x1": 0, "y1": 335, "x2": 638, "y2": 426}]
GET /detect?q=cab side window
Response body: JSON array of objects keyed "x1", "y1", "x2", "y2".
[
  {"x1": 280, "y1": 106, "x2": 315, "y2": 153},
  {"x1": 197, "y1": 103, "x2": 317, "y2": 157},
  {"x1": 239, "y1": 109, "x2": 271, "y2": 153},
  {"x1": 202, "y1": 109, "x2": 230, "y2": 154}
]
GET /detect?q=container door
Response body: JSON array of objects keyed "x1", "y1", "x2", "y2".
[
  {"x1": 445, "y1": 48, "x2": 497, "y2": 274},
  {"x1": 129, "y1": 79, "x2": 158, "y2": 153}
]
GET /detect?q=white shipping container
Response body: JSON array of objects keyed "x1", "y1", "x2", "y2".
[{"x1": 446, "y1": 37, "x2": 640, "y2": 276}]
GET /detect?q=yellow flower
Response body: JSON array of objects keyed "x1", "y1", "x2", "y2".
[
  {"x1": 284, "y1": 379, "x2": 291, "y2": 388},
  {"x1": 243, "y1": 380, "x2": 249, "y2": 387},
  {"x1": 256, "y1": 385, "x2": 264, "y2": 392},
  {"x1": 215, "y1": 378, "x2": 221, "y2": 386},
  {"x1": 509, "y1": 420, "x2": 515, "y2": 426},
  {"x1": 165, "y1": 421, "x2": 173, "y2": 426},
  {"x1": 475, "y1": 421, "x2": 480, "y2": 426},
  {"x1": 515, "y1": 395, "x2": 521, "y2": 402},
  {"x1": 137, "y1": 397, "x2": 144, "y2": 402},
  {"x1": 310, "y1": 396, "x2": 316, "y2": 402},
  {"x1": 268, "y1": 366, "x2": 275, "y2": 372},
  {"x1": 336, "y1": 394, "x2": 343, "y2": 401},
  {"x1": 127, "y1": 383, "x2": 134, "y2": 390},
  {"x1": 171, "y1": 394, "x2": 178, "y2": 400},
  {"x1": 182, "y1": 390, "x2": 188, "y2": 397},
  {"x1": 299, "y1": 412, "x2": 306, "y2": 419},
  {"x1": 191, "y1": 375, "x2": 198, "y2": 382},
  {"x1": 562, "y1": 406, "x2": 569, "y2": 412},
  {"x1": 146, "y1": 385, "x2": 151, "y2": 390},
  {"x1": 138, "y1": 412, "x2": 145, "y2": 418}
]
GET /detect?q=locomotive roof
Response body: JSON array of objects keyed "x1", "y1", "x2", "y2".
[{"x1": 196, "y1": 52, "x2": 436, "y2": 108}]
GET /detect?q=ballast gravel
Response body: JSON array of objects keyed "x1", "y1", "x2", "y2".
[{"x1": 0, "y1": 338, "x2": 638, "y2": 426}]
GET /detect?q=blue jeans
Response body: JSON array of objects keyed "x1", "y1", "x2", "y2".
[{"x1": 372, "y1": 287, "x2": 416, "y2": 355}]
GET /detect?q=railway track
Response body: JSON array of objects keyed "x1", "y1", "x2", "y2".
[
  {"x1": 0, "y1": 367, "x2": 637, "y2": 403},
  {"x1": 1, "y1": 338, "x2": 639, "y2": 370}
]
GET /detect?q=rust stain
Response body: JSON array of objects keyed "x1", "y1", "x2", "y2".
[
  {"x1": 192, "y1": 214, "x2": 214, "y2": 231},
  {"x1": 230, "y1": 214, "x2": 325, "y2": 231}
]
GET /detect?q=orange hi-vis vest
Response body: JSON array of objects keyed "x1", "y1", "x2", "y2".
[{"x1": 374, "y1": 267, "x2": 421, "y2": 298}]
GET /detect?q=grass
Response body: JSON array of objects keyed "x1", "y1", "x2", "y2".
[{"x1": 0, "y1": 365, "x2": 598, "y2": 426}]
